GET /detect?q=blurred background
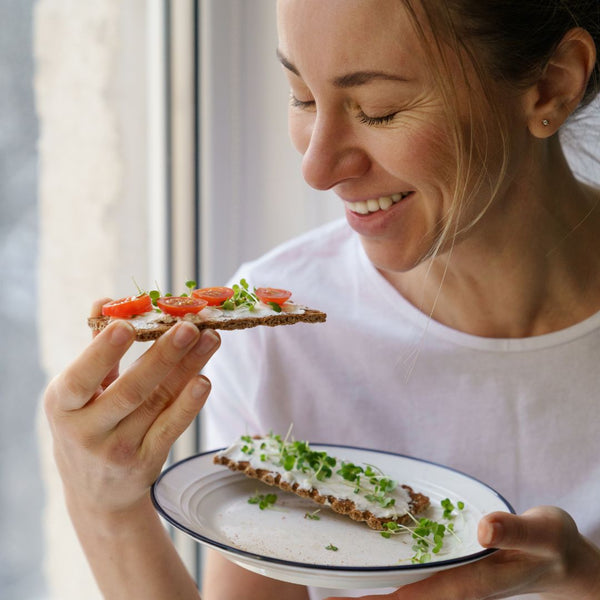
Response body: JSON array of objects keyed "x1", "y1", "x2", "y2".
[{"x1": 1, "y1": 0, "x2": 46, "y2": 598}]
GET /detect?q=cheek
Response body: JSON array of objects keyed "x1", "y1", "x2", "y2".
[
  {"x1": 379, "y1": 121, "x2": 457, "y2": 189},
  {"x1": 288, "y1": 112, "x2": 312, "y2": 155}
]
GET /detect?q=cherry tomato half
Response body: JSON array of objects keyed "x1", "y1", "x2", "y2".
[
  {"x1": 102, "y1": 294, "x2": 153, "y2": 318},
  {"x1": 255, "y1": 287, "x2": 292, "y2": 305},
  {"x1": 192, "y1": 286, "x2": 235, "y2": 306},
  {"x1": 156, "y1": 296, "x2": 208, "y2": 317}
]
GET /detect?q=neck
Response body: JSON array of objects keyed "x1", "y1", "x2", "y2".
[{"x1": 383, "y1": 142, "x2": 600, "y2": 338}]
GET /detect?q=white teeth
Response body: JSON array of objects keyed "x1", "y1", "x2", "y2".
[
  {"x1": 346, "y1": 193, "x2": 409, "y2": 215},
  {"x1": 367, "y1": 199, "x2": 380, "y2": 213},
  {"x1": 378, "y1": 196, "x2": 393, "y2": 211}
]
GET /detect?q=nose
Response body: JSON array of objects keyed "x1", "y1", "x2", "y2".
[{"x1": 299, "y1": 113, "x2": 371, "y2": 191}]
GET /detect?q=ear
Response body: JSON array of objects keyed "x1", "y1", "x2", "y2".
[{"x1": 523, "y1": 27, "x2": 597, "y2": 138}]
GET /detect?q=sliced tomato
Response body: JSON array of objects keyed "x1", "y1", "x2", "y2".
[
  {"x1": 255, "y1": 287, "x2": 292, "y2": 306},
  {"x1": 192, "y1": 286, "x2": 235, "y2": 306},
  {"x1": 156, "y1": 296, "x2": 208, "y2": 317},
  {"x1": 102, "y1": 294, "x2": 153, "y2": 318}
]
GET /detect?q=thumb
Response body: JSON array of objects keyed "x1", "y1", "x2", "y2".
[{"x1": 478, "y1": 506, "x2": 576, "y2": 556}]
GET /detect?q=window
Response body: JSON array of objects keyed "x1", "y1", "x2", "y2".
[
  {"x1": 1, "y1": 2, "x2": 47, "y2": 598},
  {"x1": 35, "y1": 1, "x2": 341, "y2": 596}
]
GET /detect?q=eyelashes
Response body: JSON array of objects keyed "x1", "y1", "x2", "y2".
[
  {"x1": 289, "y1": 94, "x2": 398, "y2": 127},
  {"x1": 289, "y1": 95, "x2": 315, "y2": 110},
  {"x1": 357, "y1": 111, "x2": 397, "y2": 126}
]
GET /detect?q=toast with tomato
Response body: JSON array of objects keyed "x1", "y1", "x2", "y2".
[{"x1": 88, "y1": 280, "x2": 326, "y2": 342}]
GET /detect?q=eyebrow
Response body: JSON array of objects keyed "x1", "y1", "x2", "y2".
[{"x1": 276, "y1": 49, "x2": 409, "y2": 88}]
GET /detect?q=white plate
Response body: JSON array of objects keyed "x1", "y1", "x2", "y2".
[{"x1": 152, "y1": 445, "x2": 514, "y2": 589}]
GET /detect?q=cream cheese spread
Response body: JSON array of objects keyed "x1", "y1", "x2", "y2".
[{"x1": 216, "y1": 435, "x2": 411, "y2": 519}]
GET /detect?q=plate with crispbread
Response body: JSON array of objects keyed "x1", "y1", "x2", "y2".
[{"x1": 152, "y1": 441, "x2": 514, "y2": 589}]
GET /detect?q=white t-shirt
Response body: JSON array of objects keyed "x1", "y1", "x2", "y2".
[{"x1": 202, "y1": 218, "x2": 600, "y2": 600}]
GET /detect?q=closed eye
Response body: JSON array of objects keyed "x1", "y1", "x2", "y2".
[
  {"x1": 290, "y1": 93, "x2": 398, "y2": 126},
  {"x1": 290, "y1": 94, "x2": 315, "y2": 110},
  {"x1": 357, "y1": 110, "x2": 398, "y2": 126}
]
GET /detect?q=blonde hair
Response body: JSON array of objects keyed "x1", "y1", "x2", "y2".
[{"x1": 400, "y1": 0, "x2": 600, "y2": 259}]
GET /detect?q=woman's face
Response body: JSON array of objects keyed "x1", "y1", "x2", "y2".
[{"x1": 277, "y1": 0, "x2": 520, "y2": 273}]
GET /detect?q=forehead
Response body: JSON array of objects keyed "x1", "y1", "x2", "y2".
[{"x1": 276, "y1": 0, "x2": 424, "y2": 79}]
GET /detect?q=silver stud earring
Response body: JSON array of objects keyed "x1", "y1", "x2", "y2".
[{"x1": 542, "y1": 119, "x2": 550, "y2": 126}]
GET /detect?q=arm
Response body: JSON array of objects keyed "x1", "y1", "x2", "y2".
[
  {"x1": 44, "y1": 300, "x2": 220, "y2": 600},
  {"x1": 327, "y1": 506, "x2": 600, "y2": 600},
  {"x1": 202, "y1": 550, "x2": 309, "y2": 600},
  {"x1": 67, "y1": 495, "x2": 200, "y2": 600}
]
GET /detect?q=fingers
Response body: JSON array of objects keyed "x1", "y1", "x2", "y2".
[
  {"x1": 478, "y1": 507, "x2": 577, "y2": 556},
  {"x1": 328, "y1": 509, "x2": 594, "y2": 600},
  {"x1": 46, "y1": 319, "x2": 137, "y2": 413},
  {"x1": 325, "y1": 549, "x2": 541, "y2": 600},
  {"x1": 93, "y1": 323, "x2": 220, "y2": 429},
  {"x1": 89, "y1": 298, "x2": 123, "y2": 387},
  {"x1": 91, "y1": 297, "x2": 112, "y2": 318},
  {"x1": 118, "y1": 328, "x2": 221, "y2": 440},
  {"x1": 143, "y1": 375, "x2": 212, "y2": 459}
]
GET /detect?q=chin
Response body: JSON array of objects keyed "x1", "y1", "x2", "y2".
[{"x1": 360, "y1": 237, "x2": 429, "y2": 275}]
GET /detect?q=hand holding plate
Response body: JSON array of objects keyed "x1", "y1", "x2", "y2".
[{"x1": 327, "y1": 506, "x2": 600, "y2": 599}]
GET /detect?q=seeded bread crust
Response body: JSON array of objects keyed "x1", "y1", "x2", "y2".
[
  {"x1": 213, "y1": 454, "x2": 430, "y2": 530},
  {"x1": 87, "y1": 307, "x2": 327, "y2": 342}
]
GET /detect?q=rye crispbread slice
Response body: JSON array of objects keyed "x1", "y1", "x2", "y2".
[
  {"x1": 213, "y1": 452, "x2": 430, "y2": 531},
  {"x1": 88, "y1": 306, "x2": 327, "y2": 342}
]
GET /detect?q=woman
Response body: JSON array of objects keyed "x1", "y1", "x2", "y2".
[{"x1": 44, "y1": 1, "x2": 600, "y2": 598}]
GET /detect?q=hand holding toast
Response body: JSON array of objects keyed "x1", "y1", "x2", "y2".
[
  {"x1": 328, "y1": 506, "x2": 600, "y2": 600},
  {"x1": 44, "y1": 299, "x2": 220, "y2": 516}
]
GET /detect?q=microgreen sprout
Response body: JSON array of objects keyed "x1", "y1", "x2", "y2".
[
  {"x1": 149, "y1": 290, "x2": 161, "y2": 308},
  {"x1": 238, "y1": 433, "x2": 402, "y2": 512},
  {"x1": 337, "y1": 462, "x2": 398, "y2": 509},
  {"x1": 278, "y1": 440, "x2": 337, "y2": 482},
  {"x1": 441, "y1": 498, "x2": 464, "y2": 519},
  {"x1": 222, "y1": 278, "x2": 259, "y2": 311},
  {"x1": 131, "y1": 276, "x2": 144, "y2": 296},
  {"x1": 304, "y1": 509, "x2": 321, "y2": 520},
  {"x1": 247, "y1": 492, "x2": 278, "y2": 510},
  {"x1": 266, "y1": 301, "x2": 282, "y2": 313},
  {"x1": 379, "y1": 498, "x2": 465, "y2": 564},
  {"x1": 240, "y1": 435, "x2": 255, "y2": 455},
  {"x1": 182, "y1": 280, "x2": 196, "y2": 297}
]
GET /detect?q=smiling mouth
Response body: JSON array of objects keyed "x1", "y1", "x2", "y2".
[{"x1": 344, "y1": 192, "x2": 413, "y2": 215}]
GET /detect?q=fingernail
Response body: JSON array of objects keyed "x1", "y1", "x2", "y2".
[
  {"x1": 481, "y1": 521, "x2": 502, "y2": 546},
  {"x1": 172, "y1": 322, "x2": 199, "y2": 348},
  {"x1": 194, "y1": 330, "x2": 220, "y2": 355},
  {"x1": 109, "y1": 321, "x2": 135, "y2": 346},
  {"x1": 192, "y1": 377, "x2": 211, "y2": 399}
]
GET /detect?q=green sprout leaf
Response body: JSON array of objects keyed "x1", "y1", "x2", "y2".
[
  {"x1": 304, "y1": 510, "x2": 321, "y2": 521},
  {"x1": 379, "y1": 498, "x2": 465, "y2": 564},
  {"x1": 222, "y1": 279, "x2": 260, "y2": 311},
  {"x1": 247, "y1": 493, "x2": 278, "y2": 510}
]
